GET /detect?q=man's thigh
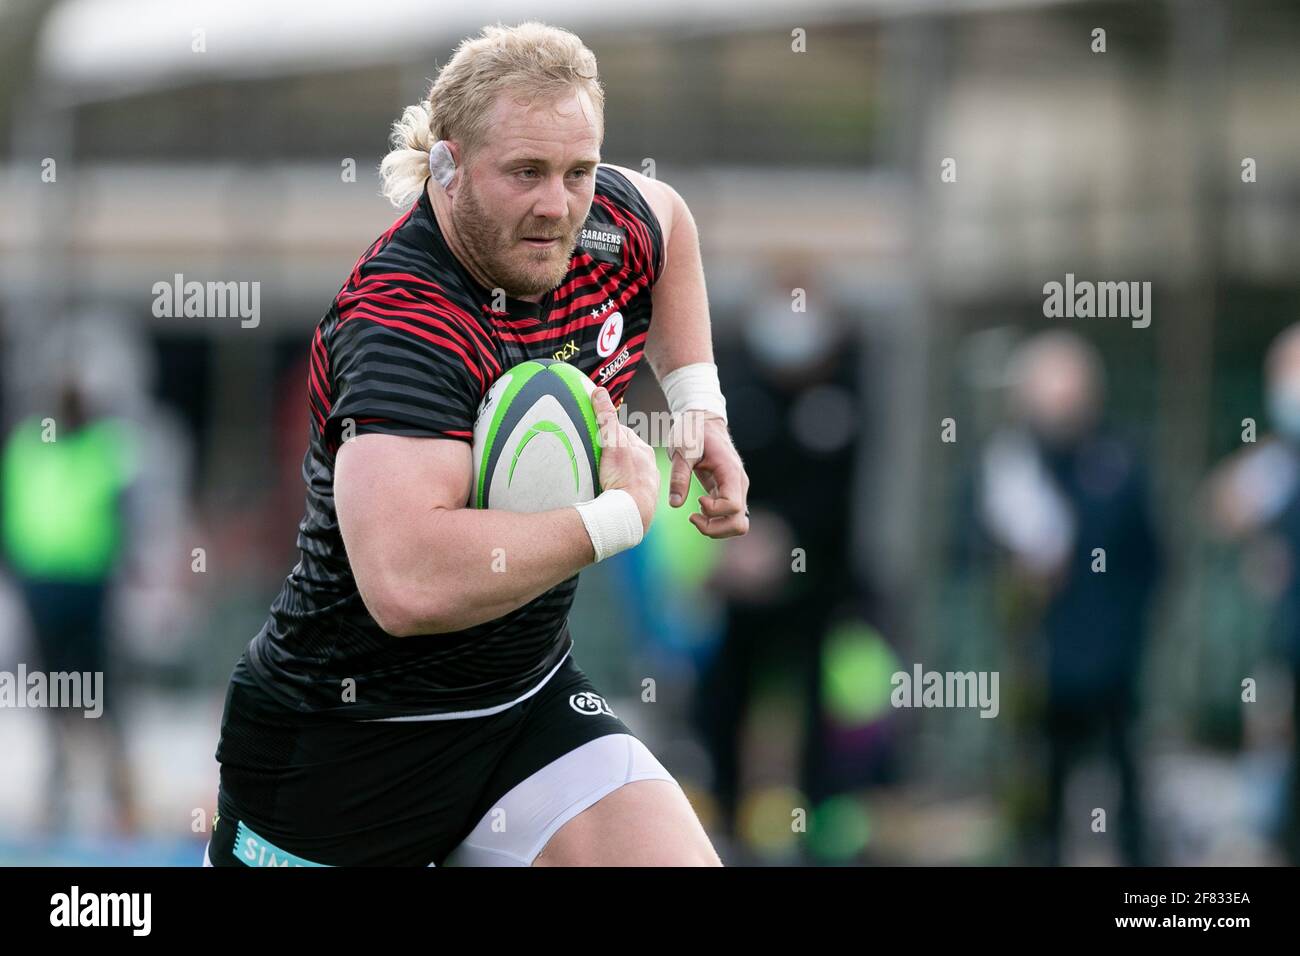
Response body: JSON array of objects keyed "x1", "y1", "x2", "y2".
[
  {"x1": 532, "y1": 777, "x2": 721, "y2": 867},
  {"x1": 442, "y1": 654, "x2": 719, "y2": 866}
]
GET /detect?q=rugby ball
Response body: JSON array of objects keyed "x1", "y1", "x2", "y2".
[{"x1": 471, "y1": 360, "x2": 602, "y2": 511}]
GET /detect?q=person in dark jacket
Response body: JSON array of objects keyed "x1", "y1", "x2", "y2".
[
  {"x1": 978, "y1": 331, "x2": 1162, "y2": 865},
  {"x1": 692, "y1": 264, "x2": 870, "y2": 856}
]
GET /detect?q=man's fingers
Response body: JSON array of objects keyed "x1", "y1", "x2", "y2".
[
  {"x1": 592, "y1": 387, "x2": 618, "y2": 447},
  {"x1": 689, "y1": 510, "x2": 748, "y2": 539},
  {"x1": 711, "y1": 460, "x2": 747, "y2": 511},
  {"x1": 669, "y1": 450, "x2": 693, "y2": 507},
  {"x1": 698, "y1": 494, "x2": 742, "y2": 518}
]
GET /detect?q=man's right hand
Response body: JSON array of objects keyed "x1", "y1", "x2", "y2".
[{"x1": 591, "y1": 386, "x2": 659, "y2": 534}]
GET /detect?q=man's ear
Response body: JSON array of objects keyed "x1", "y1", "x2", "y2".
[{"x1": 444, "y1": 140, "x2": 463, "y2": 194}]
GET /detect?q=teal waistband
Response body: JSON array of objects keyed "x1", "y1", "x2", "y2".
[{"x1": 232, "y1": 821, "x2": 328, "y2": 867}]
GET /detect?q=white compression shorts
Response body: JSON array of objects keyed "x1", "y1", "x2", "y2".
[{"x1": 442, "y1": 733, "x2": 677, "y2": 866}]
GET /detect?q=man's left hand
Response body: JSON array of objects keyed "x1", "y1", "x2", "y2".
[{"x1": 667, "y1": 411, "x2": 750, "y2": 538}]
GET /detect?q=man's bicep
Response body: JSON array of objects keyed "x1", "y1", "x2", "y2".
[{"x1": 334, "y1": 434, "x2": 473, "y2": 633}]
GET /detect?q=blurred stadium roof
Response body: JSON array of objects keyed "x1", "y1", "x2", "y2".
[{"x1": 36, "y1": 0, "x2": 1081, "y2": 102}]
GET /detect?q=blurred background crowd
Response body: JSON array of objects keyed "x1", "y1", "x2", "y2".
[{"x1": 1, "y1": 0, "x2": 1298, "y2": 865}]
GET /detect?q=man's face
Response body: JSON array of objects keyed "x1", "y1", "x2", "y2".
[
  {"x1": 1015, "y1": 341, "x2": 1101, "y2": 444},
  {"x1": 452, "y1": 88, "x2": 601, "y2": 298}
]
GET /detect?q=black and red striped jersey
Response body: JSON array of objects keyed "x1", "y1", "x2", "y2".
[{"x1": 243, "y1": 165, "x2": 664, "y2": 719}]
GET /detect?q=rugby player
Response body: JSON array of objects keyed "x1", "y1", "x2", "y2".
[{"x1": 206, "y1": 21, "x2": 750, "y2": 867}]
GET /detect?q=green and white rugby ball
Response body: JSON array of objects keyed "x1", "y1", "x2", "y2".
[{"x1": 471, "y1": 359, "x2": 602, "y2": 512}]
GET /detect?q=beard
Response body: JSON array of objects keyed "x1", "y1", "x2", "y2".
[{"x1": 454, "y1": 176, "x2": 580, "y2": 298}]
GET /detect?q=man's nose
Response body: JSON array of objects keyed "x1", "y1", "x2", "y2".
[{"x1": 531, "y1": 174, "x2": 569, "y2": 219}]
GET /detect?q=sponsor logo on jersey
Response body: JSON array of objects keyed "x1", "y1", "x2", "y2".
[
  {"x1": 552, "y1": 339, "x2": 579, "y2": 361},
  {"x1": 579, "y1": 225, "x2": 625, "y2": 255},
  {"x1": 596, "y1": 311, "x2": 624, "y2": 358},
  {"x1": 578, "y1": 220, "x2": 626, "y2": 266},
  {"x1": 569, "y1": 691, "x2": 615, "y2": 717},
  {"x1": 597, "y1": 346, "x2": 632, "y2": 384}
]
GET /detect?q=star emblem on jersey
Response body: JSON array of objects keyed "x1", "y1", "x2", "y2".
[
  {"x1": 596, "y1": 311, "x2": 624, "y2": 358},
  {"x1": 569, "y1": 691, "x2": 615, "y2": 717}
]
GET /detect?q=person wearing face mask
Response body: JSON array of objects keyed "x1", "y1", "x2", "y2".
[
  {"x1": 1207, "y1": 322, "x2": 1300, "y2": 863},
  {"x1": 690, "y1": 261, "x2": 875, "y2": 860},
  {"x1": 976, "y1": 331, "x2": 1163, "y2": 866}
]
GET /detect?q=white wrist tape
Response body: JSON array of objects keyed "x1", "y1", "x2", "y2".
[
  {"x1": 660, "y1": 362, "x2": 727, "y2": 423},
  {"x1": 574, "y1": 489, "x2": 644, "y2": 562}
]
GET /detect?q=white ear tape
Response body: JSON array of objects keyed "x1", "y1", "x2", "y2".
[{"x1": 429, "y1": 140, "x2": 456, "y2": 188}]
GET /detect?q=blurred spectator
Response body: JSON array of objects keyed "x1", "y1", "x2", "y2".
[
  {"x1": 1206, "y1": 322, "x2": 1300, "y2": 863},
  {"x1": 0, "y1": 375, "x2": 140, "y2": 834},
  {"x1": 976, "y1": 331, "x2": 1162, "y2": 865},
  {"x1": 690, "y1": 261, "x2": 873, "y2": 859}
]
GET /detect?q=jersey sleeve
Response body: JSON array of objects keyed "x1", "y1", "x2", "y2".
[
  {"x1": 595, "y1": 166, "x2": 666, "y2": 287},
  {"x1": 321, "y1": 277, "x2": 494, "y2": 455}
]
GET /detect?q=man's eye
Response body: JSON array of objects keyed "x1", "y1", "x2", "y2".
[{"x1": 569, "y1": 168, "x2": 590, "y2": 180}]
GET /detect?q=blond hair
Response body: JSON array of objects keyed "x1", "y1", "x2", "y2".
[{"x1": 379, "y1": 21, "x2": 605, "y2": 207}]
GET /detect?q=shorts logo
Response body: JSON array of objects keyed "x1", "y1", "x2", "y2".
[
  {"x1": 596, "y1": 311, "x2": 624, "y2": 359},
  {"x1": 569, "y1": 691, "x2": 615, "y2": 717}
]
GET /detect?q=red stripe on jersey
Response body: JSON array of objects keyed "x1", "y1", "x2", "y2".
[
  {"x1": 346, "y1": 207, "x2": 418, "y2": 291},
  {"x1": 602, "y1": 364, "x2": 641, "y2": 394},
  {"x1": 312, "y1": 327, "x2": 330, "y2": 377},
  {"x1": 340, "y1": 311, "x2": 486, "y2": 390},
  {"x1": 566, "y1": 248, "x2": 654, "y2": 308},
  {"x1": 341, "y1": 301, "x2": 494, "y2": 381},
  {"x1": 551, "y1": 258, "x2": 617, "y2": 303},
  {"x1": 591, "y1": 195, "x2": 639, "y2": 261},
  {"x1": 341, "y1": 274, "x2": 462, "y2": 311},
  {"x1": 342, "y1": 276, "x2": 501, "y2": 376},
  {"x1": 357, "y1": 289, "x2": 494, "y2": 357},
  {"x1": 597, "y1": 192, "x2": 660, "y2": 282},
  {"x1": 309, "y1": 398, "x2": 327, "y2": 435},
  {"x1": 493, "y1": 268, "x2": 639, "y2": 345},
  {"x1": 308, "y1": 358, "x2": 331, "y2": 414},
  {"x1": 346, "y1": 296, "x2": 477, "y2": 350},
  {"x1": 497, "y1": 305, "x2": 633, "y2": 344},
  {"x1": 487, "y1": 314, "x2": 544, "y2": 330}
]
